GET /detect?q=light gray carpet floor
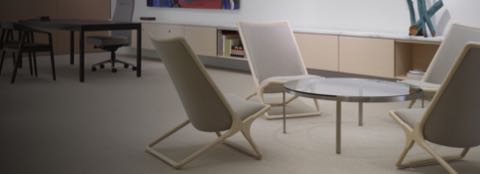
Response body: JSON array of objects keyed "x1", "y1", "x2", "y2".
[{"x1": 0, "y1": 53, "x2": 479, "y2": 174}]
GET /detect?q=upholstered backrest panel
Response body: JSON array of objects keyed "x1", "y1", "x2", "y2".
[
  {"x1": 424, "y1": 24, "x2": 480, "y2": 84},
  {"x1": 238, "y1": 21, "x2": 308, "y2": 83},
  {"x1": 424, "y1": 46, "x2": 480, "y2": 147},
  {"x1": 111, "y1": 0, "x2": 134, "y2": 42},
  {"x1": 151, "y1": 38, "x2": 233, "y2": 132}
]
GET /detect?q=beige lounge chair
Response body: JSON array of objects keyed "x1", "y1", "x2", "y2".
[
  {"x1": 238, "y1": 21, "x2": 322, "y2": 119},
  {"x1": 146, "y1": 37, "x2": 270, "y2": 169},
  {"x1": 390, "y1": 42, "x2": 480, "y2": 174}
]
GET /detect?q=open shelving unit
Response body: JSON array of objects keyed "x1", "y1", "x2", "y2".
[
  {"x1": 216, "y1": 29, "x2": 246, "y2": 59},
  {"x1": 394, "y1": 41, "x2": 440, "y2": 79}
]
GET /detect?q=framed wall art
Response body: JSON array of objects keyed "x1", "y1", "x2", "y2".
[{"x1": 147, "y1": 0, "x2": 240, "y2": 10}]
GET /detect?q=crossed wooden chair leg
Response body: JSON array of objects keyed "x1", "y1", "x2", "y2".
[
  {"x1": 246, "y1": 90, "x2": 320, "y2": 120},
  {"x1": 216, "y1": 123, "x2": 262, "y2": 160},
  {"x1": 396, "y1": 138, "x2": 469, "y2": 174},
  {"x1": 146, "y1": 106, "x2": 269, "y2": 169},
  {"x1": 391, "y1": 112, "x2": 469, "y2": 174}
]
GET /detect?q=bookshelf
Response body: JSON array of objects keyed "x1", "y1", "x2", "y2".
[{"x1": 217, "y1": 29, "x2": 246, "y2": 58}]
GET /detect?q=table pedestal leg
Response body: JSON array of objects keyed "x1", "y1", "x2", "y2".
[
  {"x1": 70, "y1": 31, "x2": 74, "y2": 65},
  {"x1": 359, "y1": 102, "x2": 363, "y2": 126},
  {"x1": 421, "y1": 95, "x2": 425, "y2": 108},
  {"x1": 336, "y1": 100, "x2": 342, "y2": 154},
  {"x1": 136, "y1": 25, "x2": 142, "y2": 77},
  {"x1": 79, "y1": 30, "x2": 84, "y2": 82},
  {"x1": 283, "y1": 91, "x2": 287, "y2": 134}
]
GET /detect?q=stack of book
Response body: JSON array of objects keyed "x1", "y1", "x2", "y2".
[
  {"x1": 230, "y1": 45, "x2": 245, "y2": 57},
  {"x1": 406, "y1": 69, "x2": 425, "y2": 80},
  {"x1": 219, "y1": 33, "x2": 245, "y2": 58}
]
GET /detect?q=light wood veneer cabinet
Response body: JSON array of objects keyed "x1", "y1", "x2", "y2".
[
  {"x1": 132, "y1": 24, "x2": 217, "y2": 56},
  {"x1": 135, "y1": 23, "x2": 439, "y2": 79},
  {"x1": 295, "y1": 33, "x2": 339, "y2": 72},
  {"x1": 339, "y1": 37, "x2": 395, "y2": 78},
  {"x1": 184, "y1": 26, "x2": 217, "y2": 56}
]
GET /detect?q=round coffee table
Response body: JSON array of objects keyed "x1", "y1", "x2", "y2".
[{"x1": 282, "y1": 77, "x2": 422, "y2": 154}]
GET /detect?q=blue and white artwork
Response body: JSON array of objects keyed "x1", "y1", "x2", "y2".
[{"x1": 147, "y1": 0, "x2": 240, "y2": 10}]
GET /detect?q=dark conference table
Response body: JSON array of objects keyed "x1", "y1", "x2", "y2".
[{"x1": 21, "y1": 19, "x2": 142, "y2": 82}]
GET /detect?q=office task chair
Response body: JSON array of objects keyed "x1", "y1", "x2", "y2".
[
  {"x1": 390, "y1": 42, "x2": 480, "y2": 174},
  {"x1": 238, "y1": 21, "x2": 322, "y2": 119},
  {"x1": 0, "y1": 22, "x2": 55, "y2": 84},
  {"x1": 89, "y1": 0, "x2": 136, "y2": 73},
  {"x1": 146, "y1": 38, "x2": 270, "y2": 169},
  {"x1": 401, "y1": 23, "x2": 480, "y2": 108}
]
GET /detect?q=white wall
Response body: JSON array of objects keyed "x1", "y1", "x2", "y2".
[
  {"x1": 440, "y1": 1, "x2": 480, "y2": 28},
  {"x1": 113, "y1": 0, "x2": 480, "y2": 36}
]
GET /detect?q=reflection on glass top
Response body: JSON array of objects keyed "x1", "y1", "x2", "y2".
[{"x1": 284, "y1": 78, "x2": 418, "y2": 98}]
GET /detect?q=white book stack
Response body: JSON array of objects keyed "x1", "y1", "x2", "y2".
[{"x1": 406, "y1": 69, "x2": 425, "y2": 80}]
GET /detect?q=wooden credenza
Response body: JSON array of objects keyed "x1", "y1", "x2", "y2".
[{"x1": 133, "y1": 22, "x2": 440, "y2": 79}]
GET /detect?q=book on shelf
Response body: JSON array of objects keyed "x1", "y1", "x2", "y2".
[
  {"x1": 221, "y1": 34, "x2": 245, "y2": 58},
  {"x1": 230, "y1": 45, "x2": 245, "y2": 57},
  {"x1": 223, "y1": 36, "x2": 233, "y2": 57}
]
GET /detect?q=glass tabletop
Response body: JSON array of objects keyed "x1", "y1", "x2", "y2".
[{"x1": 284, "y1": 77, "x2": 422, "y2": 102}]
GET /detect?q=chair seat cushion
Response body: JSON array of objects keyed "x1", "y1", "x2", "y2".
[
  {"x1": 87, "y1": 36, "x2": 129, "y2": 47},
  {"x1": 401, "y1": 79, "x2": 440, "y2": 92},
  {"x1": 259, "y1": 75, "x2": 324, "y2": 93},
  {"x1": 391, "y1": 108, "x2": 426, "y2": 128},
  {"x1": 224, "y1": 94, "x2": 267, "y2": 120}
]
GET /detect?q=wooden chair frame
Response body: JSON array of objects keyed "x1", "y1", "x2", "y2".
[
  {"x1": 146, "y1": 105, "x2": 270, "y2": 169},
  {"x1": 390, "y1": 43, "x2": 480, "y2": 174}
]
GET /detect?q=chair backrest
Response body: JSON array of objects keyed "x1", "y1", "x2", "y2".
[
  {"x1": 111, "y1": 0, "x2": 134, "y2": 42},
  {"x1": 423, "y1": 23, "x2": 480, "y2": 84},
  {"x1": 4, "y1": 23, "x2": 36, "y2": 44},
  {"x1": 421, "y1": 43, "x2": 480, "y2": 148},
  {"x1": 0, "y1": 23, "x2": 4, "y2": 49},
  {"x1": 0, "y1": 22, "x2": 18, "y2": 46},
  {"x1": 238, "y1": 21, "x2": 308, "y2": 84},
  {"x1": 151, "y1": 37, "x2": 235, "y2": 132}
]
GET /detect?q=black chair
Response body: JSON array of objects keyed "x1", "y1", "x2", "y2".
[
  {"x1": 0, "y1": 22, "x2": 21, "y2": 75},
  {"x1": 0, "y1": 23, "x2": 56, "y2": 84},
  {"x1": 89, "y1": 0, "x2": 136, "y2": 73}
]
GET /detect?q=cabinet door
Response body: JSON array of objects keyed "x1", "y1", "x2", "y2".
[
  {"x1": 295, "y1": 33, "x2": 339, "y2": 71},
  {"x1": 134, "y1": 23, "x2": 185, "y2": 50},
  {"x1": 131, "y1": 23, "x2": 152, "y2": 49},
  {"x1": 184, "y1": 26, "x2": 217, "y2": 56},
  {"x1": 339, "y1": 36, "x2": 394, "y2": 78}
]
